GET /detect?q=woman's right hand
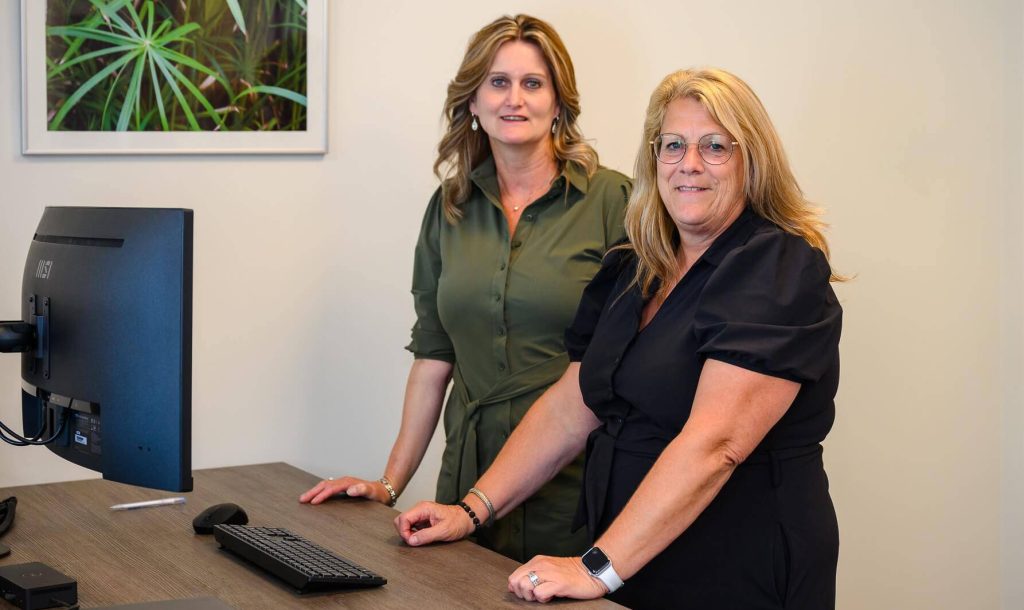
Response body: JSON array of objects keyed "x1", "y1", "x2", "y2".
[
  {"x1": 299, "y1": 476, "x2": 393, "y2": 505},
  {"x1": 394, "y1": 501, "x2": 474, "y2": 546}
]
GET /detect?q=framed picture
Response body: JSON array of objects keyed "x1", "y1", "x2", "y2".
[{"x1": 21, "y1": 0, "x2": 327, "y2": 155}]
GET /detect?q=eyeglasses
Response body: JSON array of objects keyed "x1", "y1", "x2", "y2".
[{"x1": 650, "y1": 133, "x2": 738, "y2": 165}]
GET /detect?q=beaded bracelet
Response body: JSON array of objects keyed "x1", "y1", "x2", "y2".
[
  {"x1": 378, "y1": 476, "x2": 398, "y2": 507},
  {"x1": 456, "y1": 501, "x2": 481, "y2": 532}
]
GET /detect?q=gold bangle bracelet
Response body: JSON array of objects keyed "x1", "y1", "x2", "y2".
[{"x1": 378, "y1": 476, "x2": 398, "y2": 507}]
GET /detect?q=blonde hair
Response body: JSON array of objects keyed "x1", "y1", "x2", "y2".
[
  {"x1": 624, "y1": 67, "x2": 841, "y2": 295},
  {"x1": 433, "y1": 14, "x2": 598, "y2": 223}
]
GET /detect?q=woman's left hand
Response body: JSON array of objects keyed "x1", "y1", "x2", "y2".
[{"x1": 508, "y1": 555, "x2": 608, "y2": 603}]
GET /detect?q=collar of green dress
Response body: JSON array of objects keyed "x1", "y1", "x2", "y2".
[{"x1": 469, "y1": 156, "x2": 591, "y2": 206}]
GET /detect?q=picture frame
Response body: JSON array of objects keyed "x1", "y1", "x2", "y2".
[{"x1": 21, "y1": 0, "x2": 328, "y2": 155}]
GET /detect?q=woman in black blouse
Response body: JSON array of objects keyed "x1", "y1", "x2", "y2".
[{"x1": 395, "y1": 67, "x2": 843, "y2": 610}]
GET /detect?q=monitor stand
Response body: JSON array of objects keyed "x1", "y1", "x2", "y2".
[{"x1": 0, "y1": 321, "x2": 33, "y2": 353}]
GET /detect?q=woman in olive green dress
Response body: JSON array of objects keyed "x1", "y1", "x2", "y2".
[{"x1": 300, "y1": 14, "x2": 629, "y2": 562}]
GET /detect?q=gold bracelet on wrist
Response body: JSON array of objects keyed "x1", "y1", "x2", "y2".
[{"x1": 378, "y1": 476, "x2": 398, "y2": 507}]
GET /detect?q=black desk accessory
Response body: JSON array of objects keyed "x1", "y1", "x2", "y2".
[
  {"x1": 0, "y1": 497, "x2": 16, "y2": 536},
  {"x1": 213, "y1": 525, "x2": 386, "y2": 593},
  {"x1": 0, "y1": 562, "x2": 77, "y2": 610},
  {"x1": 0, "y1": 497, "x2": 16, "y2": 558},
  {"x1": 192, "y1": 504, "x2": 247, "y2": 535}
]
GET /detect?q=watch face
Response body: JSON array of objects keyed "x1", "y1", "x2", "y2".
[{"x1": 582, "y1": 547, "x2": 610, "y2": 574}]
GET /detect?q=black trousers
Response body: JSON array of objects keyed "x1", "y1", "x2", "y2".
[{"x1": 602, "y1": 446, "x2": 838, "y2": 610}]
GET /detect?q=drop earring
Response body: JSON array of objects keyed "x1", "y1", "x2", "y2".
[
  {"x1": 551, "y1": 116, "x2": 559, "y2": 134},
  {"x1": 471, "y1": 115, "x2": 479, "y2": 131}
]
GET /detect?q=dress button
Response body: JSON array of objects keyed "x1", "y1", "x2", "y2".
[
  {"x1": 499, "y1": 262, "x2": 506, "y2": 270},
  {"x1": 497, "y1": 327, "x2": 505, "y2": 336},
  {"x1": 494, "y1": 294, "x2": 501, "y2": 302},
  {"x1": 511, "y1": 240, "x2": 521, "y2": 248},
  {"x1": 498, "y1": 363, "x2": 506, "y2": 371}
]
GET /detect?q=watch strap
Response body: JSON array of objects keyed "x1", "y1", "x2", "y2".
[
  {"x1": 582, "y1": 546, "x2": 624, "y2": 593},
  {"x1": 593, "y1": 562, "x2": 624, "y2": 593}
]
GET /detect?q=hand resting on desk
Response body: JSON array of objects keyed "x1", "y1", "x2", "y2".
[
  {"x1": 299, "y1": 476, "x2": 392, "y2": 505},
  {"x1": 507, "y1": 555, "x2": 607, "y2": 603},
  {"x1": 393, "y1": 501, "x2": 475, "y2": 546},
  {"x1": 394, "y1": 503, "x2": 607, "y2": 604}
]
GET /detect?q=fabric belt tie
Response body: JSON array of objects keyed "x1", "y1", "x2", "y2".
[
  {"x1": 446, "y1": 352, "x2": 569, "y2": 504},
  {"x1": 573, "y1": 415, "x2": 823, "y2": 540},
  {"x1": 742, "y1": 443, "x2": 823, "y2": 488},
  {"x1": 571, "y1": 399, "x2": 630, "y2": 540}
]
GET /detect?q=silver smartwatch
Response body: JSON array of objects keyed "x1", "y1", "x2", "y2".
[{"x1": 581, "y1": 546, "x2": 624, "y2": 593}]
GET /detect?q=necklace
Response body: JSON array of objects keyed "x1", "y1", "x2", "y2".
[{"x1": 501, "y1": 169, "x2": 559, "y2": 214}]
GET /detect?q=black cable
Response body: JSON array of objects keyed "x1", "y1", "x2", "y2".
[
  {"x1": 49, "y1": 598, "x2": 78, "y2": 610},
  {"x1": 0, "y1": 420, "x2": 44, "y2": 446},
  {"x1": 0, "y1": 419, "x2": 46, "y2": 446},
  {"x1": 0, "y1": 497, "x2": 16, "y2": 537},
  {"x1": 0, "y1": 408, "x2": 71, "y2": 446}
]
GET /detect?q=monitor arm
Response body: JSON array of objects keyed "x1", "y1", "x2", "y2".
[
  {"x1": 3, "y1": 298, "x2": 50, "y2": 378},
  {"x1": 0, "y1": 321, "x2": 35, "y2": 353}
]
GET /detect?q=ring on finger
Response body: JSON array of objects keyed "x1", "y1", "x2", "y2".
[
  {"x1": 327, "y1": 477, "x2": 334, "y2": 481},
  {"x1": 527, "y1": 571, "x2": 541, "y2": 587}
]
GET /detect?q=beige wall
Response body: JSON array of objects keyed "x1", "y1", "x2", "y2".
[
  {"x1": 1002, "y1": 5, "x2": 1024, "y2": 608},
  {"x1": 0, "y1": 1, "x2": 1020, "y2": 608}
]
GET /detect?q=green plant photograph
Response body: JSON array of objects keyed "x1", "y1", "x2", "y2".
[{"x1": 45, "y1": 0, "x2": 309, "y2": 132}]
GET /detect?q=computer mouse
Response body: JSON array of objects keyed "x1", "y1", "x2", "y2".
[{"x1": 192, "y1": 503, "x2": 248, "y2": 535}]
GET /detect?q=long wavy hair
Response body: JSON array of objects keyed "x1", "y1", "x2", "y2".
[
  {"x1": 624, "y1": 67, "x2": 841, "y2": 296},
  {"x1": 433, "y1": 14, "x2": 598, "y2": 223}
]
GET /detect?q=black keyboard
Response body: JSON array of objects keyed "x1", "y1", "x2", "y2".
[{"x1": 213, "y1": 525, "x2": 386, "y2": 592}]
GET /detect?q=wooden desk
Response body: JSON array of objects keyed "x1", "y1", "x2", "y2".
[{"x1": 0, "y1": 463, "x2": 622, "y2": 609}]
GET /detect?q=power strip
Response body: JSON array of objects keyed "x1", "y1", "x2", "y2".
[{"x1": 0, "y1": 562, "x2": 77, "y2": 610}]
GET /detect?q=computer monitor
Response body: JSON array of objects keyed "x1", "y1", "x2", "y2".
[{"x1": 0, "y1": 207, "x2": 193, "y2": 492}]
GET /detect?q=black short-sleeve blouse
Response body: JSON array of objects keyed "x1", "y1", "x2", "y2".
[{"x1": 565, "y1": 208, "x2": 842, "y2": 535}]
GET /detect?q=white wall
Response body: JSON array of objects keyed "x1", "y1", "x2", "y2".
[{"x1": 0, "y1": 1, "x2": 1020, "y2": 608}]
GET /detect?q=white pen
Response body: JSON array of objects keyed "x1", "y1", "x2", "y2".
[{"x1": 110, "y1": 497, "x2": 186, "y2": 511}]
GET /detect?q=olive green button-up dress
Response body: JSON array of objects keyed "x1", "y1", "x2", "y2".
[{"x1": 406, "y1": 157, "x2": 630, "y2": 562}]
